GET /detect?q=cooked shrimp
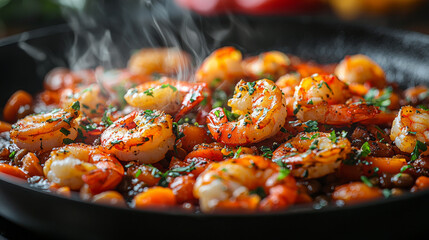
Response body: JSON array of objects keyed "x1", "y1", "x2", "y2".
[
  {"x1": 43, "y1": 143, "x2": 124, "y2": 194},
  {"x1": 242, "y1": 51, "x2": 291, "y2": 80},
  {"x1": 404, "y1": 85, "x2": 428, "y2": 105},
  {"x1": 335, "y1": 54, "x2": 386, "y2": 89},
  {"x1": 100, "y1": 110, "x2": 175, "y2": 164},
  {"x1": 293, "y1": 74, "x2": 380, "y2": 124},
  {"x1": 124, "y1": 80, "x2": 182, "y2": 114},
  {"x1": 390, "y1": 106, "x2": 429, "y2": 153},
  {"x1": 193, "y1": 154, "x2": 297, "y2": 212},
  {"x1": 207, "y1": 79, "x2": 287, "y2": 146},
  {"x1": 60, "y1": 84, "x2": 108, "y2": 117},
  {"x1": 196, "y1": 46, "x2": 243, "y2": 88},
  {"x1": 124, "y1": 77, "x2": 209, "y2": 121},
  {"x1": 10, "y1": 102, "x2": 80, "y2": 151},
  {"x1": 44, "y1": 67, "x2": 95, "y2": 92},
  {"x1": 276, "y1": 73, "x2": 301, "y2": 115},
  {"x1": 272, "y1": 132, "x2": 352, "y2": 179},
  {"x1": 127, "y1": 48, "x2": 191, "y2": 76}
]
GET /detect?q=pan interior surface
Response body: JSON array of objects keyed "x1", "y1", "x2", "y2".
[{"x1": 0, "y1": 16, "x2": 428, "y2": 239}]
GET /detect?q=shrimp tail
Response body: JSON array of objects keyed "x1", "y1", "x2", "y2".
[{"x1": 174, "y1": 83, "x2": 210, "y2": 122}]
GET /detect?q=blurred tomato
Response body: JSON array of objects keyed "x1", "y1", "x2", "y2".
[
  {"x1": 234, "y1": 0, "x2": 321, "y2": 14},
  {"x1": 175, "y1": 0, "x2": 236, "y2": 15},
  {"x1": 175, "y1": 0, "x2": 321, "y2": 15}
]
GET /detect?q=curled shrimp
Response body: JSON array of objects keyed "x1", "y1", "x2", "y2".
[
  {"x1": 242, "y1": 51, "x2": 291, "y2": 80},
  {"x1": 60, "y1": 84, "x2": 109, "y2": 118},
  {"x1": 276, "y1": 73, "x2": 301, "y2": 116},
  {"x1": 207, "y1": 79, "x2": 287, "y2": 146},
  {"x1": 43, "y1": 143, "x2": 124, "y2": 194},
  {"x1": 124, "y1": 77, "x2": 209, "y2": 121},
  {"x1": 272, "y1": 132, "x2": 352, "y2": 179},
  {"x1": 404, "y1": 85, "x2": 428, "y2": 105},
  {"x1": 127, "y1": 48, "x2": 191, "y2": 76},
  {"x1": 335, "y1": 54, "x2": 386, "y2": 89},
  {"x1": 100, "y1": 110, "x2": 175, "y2": 164},
  {"x1": 10, "y1": 102, "x2": 80, "y2": 152},
  {"x1": 293, "y1": 74, "x2": 380, "y2": 125},
  {"x1": 196, "y1": 46, "x2": 243, "y2": 88},
  {"x1": 390, "y1": 106, "x2": 429, "y2": 153},
  {"x1": 193, "y1": 154, "x2": 297, "y2": 213}
]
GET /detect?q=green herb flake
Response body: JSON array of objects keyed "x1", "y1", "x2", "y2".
[
  {"x1": 293, "y1": 104, "x2": 302, "y2": 115},
  {"x1": 364, "y1": 86, "x2": 392, "y2": 111},
  {"x1": 9, "y1": 151, "x2": 16, "y2": 159},
  {"x1": 247, "y1": 82, "x2": 256, "y2": 95},
  {"x1": 328, "y1": 130, "x2": 337, "y2": 143},
  {"x1": 110, "y1": 140, "x2": 123, "y2": 146},
  {"x1": 233, "y1": 147, "x2": 243, "y2": 159},
  {"x1": 249, "y1": 186, "x2": 267, "y2": 199},
  {"x1": 62, "y1": 138, "x2": 74, "y2": 144},
  {"x1": 260, "y1": 146, "x2": 273, "y2": 159},
  {"x1": 143, "y1": 88, "x2": 154, "y2": 97},
  {"x1": 161, "y1": 84, "x2": 177, "y2": 92},
  {"x1": 360, "y1": 142, "x2": 371, "y2": 158},
  {"x1": 60, "y1": 128, "x2": 71, "y2": 136},
  {"x1": 411, "y1": 140, "x2": 427, "y2": 161},
  {"x1": 360, "y1": 176, "x2": 373, "y2": 187},
  {"x1": 223, "y1": 108, "x2": 240, "y2": 121},
  {"x1": 135, "y1": 169, "x2": 142, "y2": 178},
  {"x1": 303, "y1": 120, "x2": 319, "y2": 132},
  {"x1": 277, "y1": 167, "x2": 291, "y2": 181},
  {"x1": 71, "y1": 101, "x2": 80, "y2": 111}
]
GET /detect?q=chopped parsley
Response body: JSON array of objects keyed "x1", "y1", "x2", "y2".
[
  {"x1": 161, "y1": 84, "x2": 178, "y2": 92},
  {"x1": 71, "y1": 101, "x2": 80, "y2": 111},
  {"x1": 364, "y1": 86, "x2": 392, "y2": 111},
  {"x1": 360, "y1": 141, "x2": 371, "y2": 158},
  {"x1": 60, "y1": 128, "x2": 71, "y2": 136},
  {"x1": 110, "y1": 140, "x2": 123, "y2": 146},
  {"x1": 303, "y1": 120, "x2": 319, "y2": 132},
  {"x1": 328, "y1": 130, "x2": 337, "y2": 143},
  {"x1": 155, "y1": 162, "x2": 197, "y2": 187},
  {"x1": 143, "y1": 88, "x2": 154, "y2": 97},
  {"x1": 223, "y1": 108, "x2": 240, "y2": 121},
  {"x1": 233, "y1": 147, "x2": 243, "y2": 159},
  {"x1": 249, "y1": 186, "x2": 267, "y2": 199},
  {"x1": 260, "y1": 146, "x2": 273, "y2": 159},
  {"x1": 411, "y1": 140, "x2": 427, "y2": 161},
  {"x1": 247, "y1": 82, "x2": 256, "y2": 95},
  {"x1": 360, "y1": 176, "x2": 373, "y2": 187},
  {"x1": 135, "y1": 169, "x2": 142, "y2": 178},
  {"x1": 293, "y1": 104, "x2": 301, "y2": 115},
  {"x1": 62, "y1": 138, "x2": 74, "y2": 144}
]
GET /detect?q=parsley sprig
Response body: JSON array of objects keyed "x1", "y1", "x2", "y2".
[{"x1": 364, "y1": 86, "x2": 392, "y2": 111}]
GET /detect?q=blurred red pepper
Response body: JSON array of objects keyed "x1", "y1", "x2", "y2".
[{"x1": 175, "y1": 0, "x2": 322, "y2": 15}]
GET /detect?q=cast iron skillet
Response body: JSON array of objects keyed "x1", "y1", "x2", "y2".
[{"x1": 0, "y1": 16, "x2": 429, "y2": 239}]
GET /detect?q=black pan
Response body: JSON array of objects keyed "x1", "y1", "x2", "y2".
[{"x1": 0, "y1": 15, "x2": 429, "y2": 240}]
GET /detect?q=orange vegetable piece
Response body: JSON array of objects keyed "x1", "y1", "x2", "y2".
[
  {"x1": 0, "y1": 164, "x2": 28, "y2": 180},
  {"x1": 3, "y1": 90, "x2": 33, "y2": 123},
  {"x1": 362, "y1": 157, "x2": 407, "y2": 176},
  {"x1": 332, "y1": 182, "x2": 383, "y2": 204},
  {"x1": 21, "y1": 152, "x2": 44, "y2": 177},
  {"x1": 178, "y1": 124, "x2": 213, "y2": 153},
  {"x1": 414, "y1": 176, "x2": 429, "y2": 191},
  {"x1": 134, "y1": 187, "x2": 176, "y2": 208}
]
